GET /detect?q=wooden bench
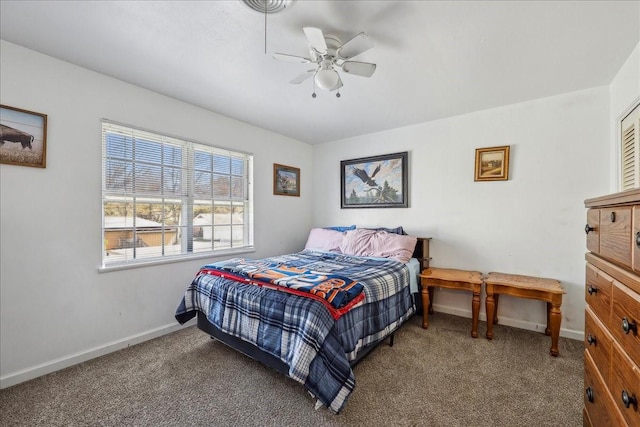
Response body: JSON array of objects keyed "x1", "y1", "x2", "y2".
[
  {"x1": 419, "y1": 268, "x2": 483, "y2": 338},
  {"x1": 485, "y1": 272, "x2": 565, "y2": 356}
]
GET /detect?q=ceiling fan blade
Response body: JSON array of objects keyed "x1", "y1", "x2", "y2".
[
  {"x1": 336, "y1": 32, "x2": 374, "y2": 60},
  {"x1": 341, "y1": 61, "x2": 376, "y2": 77},
  {"x1": 303, "y1": 27, "x2": 328, "y2": 55},
  {"x1": 289, "y1": 69, "x2": 316, "y2": 84},
  {"x1": 273, "y1": 53, "x2": 312, "y2": 63}
]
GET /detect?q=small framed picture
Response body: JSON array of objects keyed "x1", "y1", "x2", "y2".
[
  {"x1": 273, "y1": 163, "x2": 300, "y2": 196},
  {"x1": 474, "y1": 146, "x2": 510, "y2": 181},
  {"x1": 0, "y1": 104, "x2": 48, "y2": 168}
]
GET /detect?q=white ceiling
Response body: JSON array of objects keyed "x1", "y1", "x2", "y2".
[{"x1": 1, "y1": 1, "x2": 639, "y2": 145}]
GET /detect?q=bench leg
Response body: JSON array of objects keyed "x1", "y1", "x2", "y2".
[
  {"x1": 428, "y1": 287, "x2": 435, "y2": 314},
  {"x1": 545, "y1": 302, "x2": 551, "y2": 336},
  {"x1": 485, "y1": 285, "x2": 495, "y2": 340},
  {"x1": 549, "y1": 302, "x2": 562, "y2": 357},
  {"x1": 471, "y1": 286, "x2": 480, "y2": 338},
  {"x1": 493, "y1": 294, "x2": 499, "y2": 324},
  {"x1": 421, "y1": 286, "x2": 431, "y2": 329}
]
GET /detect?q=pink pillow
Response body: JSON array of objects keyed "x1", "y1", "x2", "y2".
[
  {"x1": 339, "y1": 229, "x2": 417, "y2": 263},
  {"x1": 304, "y1": 228, "x2": 345, "y2": 252}
]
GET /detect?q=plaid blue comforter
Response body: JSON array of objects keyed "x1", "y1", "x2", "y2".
[{"x1": 175, "y1": 250, "x2": 415, "y2": 413}]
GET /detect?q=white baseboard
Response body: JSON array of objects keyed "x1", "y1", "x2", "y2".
[
  {"x1": 0, "y1": 321, "x2": 192, "y2": 389},
  {"x1": 432, "y1": 304, "x2": 585, "y2": 341}
]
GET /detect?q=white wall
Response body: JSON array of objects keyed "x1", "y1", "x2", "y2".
[
  {"x1": 312, "y1": 86, "x2": 611, "y2": 339},
  {"x1": 0, "y1": 41, "x2": 313, "y2": 387}
]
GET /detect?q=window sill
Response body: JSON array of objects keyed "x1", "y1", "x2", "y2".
[{"x1": 97, "y1": 247, "x2": 256, "y2": 273}]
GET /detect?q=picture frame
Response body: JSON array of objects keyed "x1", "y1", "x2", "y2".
[
  {"x1": 341, "y1": 151, "x2": 408, "y2": 209},
  {"x1": 474, "y1": 145, "x2": 510, "y2": 181},
  {"x1": 0, "y1": 104, "x2": 47, "y2": 168},
  {"x1": 273, "y1": 163, "x2": 300, "y2": 196}
]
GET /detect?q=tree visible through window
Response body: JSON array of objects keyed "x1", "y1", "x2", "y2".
[{"x1": 102, "y1": 121, "x2": 253, "y2": 266}]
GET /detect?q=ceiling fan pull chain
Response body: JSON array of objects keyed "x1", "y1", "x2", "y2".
[{"x1": 264, "y1": 2, "x2": 267, "y2": 54}]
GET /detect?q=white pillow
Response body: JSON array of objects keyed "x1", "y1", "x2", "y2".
[
  {"x1": 339, "y1": 228, "x2": 417, "y2": 263},
  {"x1": 304, "y1": 228, "x2": 345, "y2": 252}
]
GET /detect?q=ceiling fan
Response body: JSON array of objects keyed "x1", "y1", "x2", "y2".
[{"x1": 273, "y1": 27, "x2": 377, "y2": 97}]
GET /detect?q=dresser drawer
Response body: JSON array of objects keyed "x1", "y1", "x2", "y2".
[
  {"x1": 611, "y1": 342, "x2": 640, "y2": 427},
  {"x1": 611, "y1": 280, "x2": 640, "y2": 367},
  {"x1": 585, "y1": 306, "x2": 613, "y2": 386},
  {"x1": 587, "y1": 208, "x2": 600, "y2": 254},
  {"x1": 584, "y1": 350, "x2": 626, "y2": 427},
  {"x1": 600, "y1": 207, "x2": 633, "y2": 268},
  {"x1": 633, "y1": 206, "x2": 640, "y2": 274},
  {"x1": 583, "y1": 407, "x2": 592, "y2": 427},
  {"x1": 586, "y1": 263, "x2": 613, "y2": 322}
]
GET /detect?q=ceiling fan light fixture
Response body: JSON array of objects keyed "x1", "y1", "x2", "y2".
[
  {"x1": 315, "y1": 68, "x2": 340, "y2": 91},
  {"x1": 273, "y1": 27, "x2": 376, "y2": 95}
]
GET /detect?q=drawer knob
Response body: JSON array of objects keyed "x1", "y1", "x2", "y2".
[
  {"x1": 611, "y1": 211, "x2": 616, "y2": 222},
  {"x1": 586, "y1": 387, "x2": 594, "y2": 403},
  {"x1": 586, "y1": 334, "x2": 597, "y2": 345},
  {"x1": 585, "y1": 224, "x2": 595, "y2": 234},
  {"x1": 622, "y1": 317, "x2": 637, "y2": 334},
  {"x1": 587, "y1": 285, "x2": 598, "y2": 295},
  {"x1": 636, "y1": 231, "x2": 640, "y2": 248},
  {"x1": 622, "y1": 390, "x2": 637, "y2": 408}
]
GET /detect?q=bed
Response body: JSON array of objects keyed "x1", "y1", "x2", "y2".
[{"x1": 175, "y1": 227, "x2": 420, "y2": 413}]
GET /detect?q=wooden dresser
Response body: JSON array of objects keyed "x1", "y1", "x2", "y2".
[{"x1": 584, "y1": 190, "x2": 640, "y2": 427}]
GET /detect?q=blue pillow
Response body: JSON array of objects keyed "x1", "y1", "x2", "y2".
[
  {"x1": 324, "y1": 225, "x2": 356, "y2": 232},
  {"x1": 362, "y1": 226, "x2": 405, "y2": 235}
]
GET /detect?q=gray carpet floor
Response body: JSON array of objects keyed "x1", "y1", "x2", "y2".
[{"x1": 0, "y1": 312, "x2": 584, "y2": 426}]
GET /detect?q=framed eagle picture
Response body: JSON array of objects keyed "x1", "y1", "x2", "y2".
[{"x1": 341, "y1": 151, "x2": 408, "y2": 208}]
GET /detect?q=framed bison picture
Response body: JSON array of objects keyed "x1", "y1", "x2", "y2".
[
  {"x1": 0, "y1": 104, "x2": 47, "y2": 168},
  {"x1": 341, "y1": 151, "x2": 408, "y2": 208}
]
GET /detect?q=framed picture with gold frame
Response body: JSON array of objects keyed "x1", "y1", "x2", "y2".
[
  {"x1": 474, "y1": 145, "x2": 510, "y2": 181},
  {"x1": 0, "y1": 104, "x2": 48, "y2": 168},
  {"x1": 273, "y1": 163, "x2": 300, "y2": 196}
]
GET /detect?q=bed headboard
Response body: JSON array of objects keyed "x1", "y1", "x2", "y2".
[{"x1": 412, "y1": 237, "x2": 431, "y2": 271}]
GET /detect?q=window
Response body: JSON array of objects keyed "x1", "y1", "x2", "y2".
[
  {"x1": 102, "y1": 121, "x2": 253, "y2": 267},
  {"x1": 621, "y1": 102, "x2": 640, "y2": 191}
]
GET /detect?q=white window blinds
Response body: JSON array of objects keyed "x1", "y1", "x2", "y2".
[{"x1": 101, "y1": 121, "x2": 253, "y2": 266}]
